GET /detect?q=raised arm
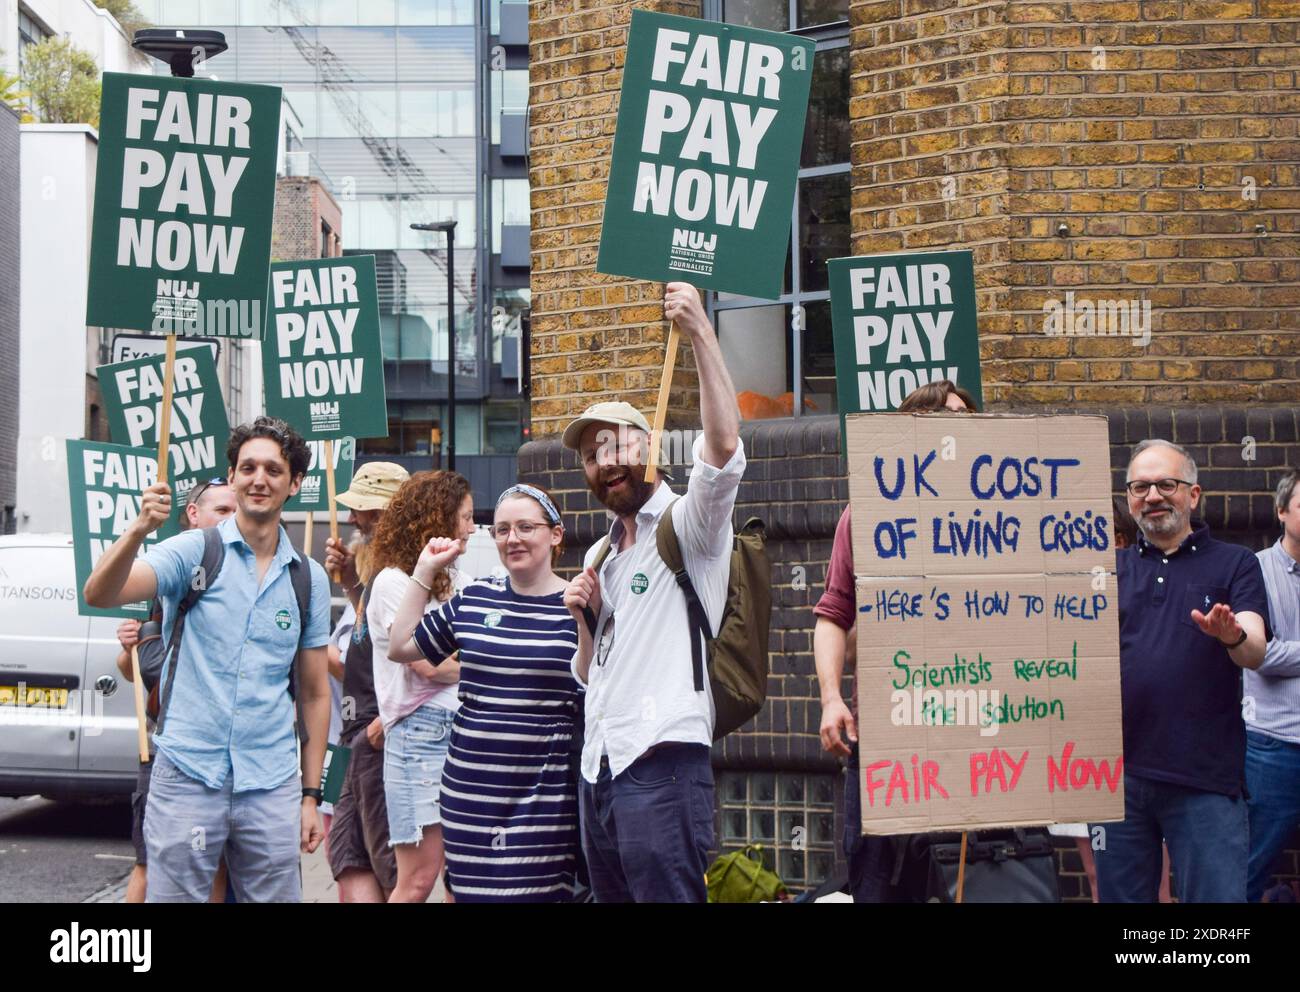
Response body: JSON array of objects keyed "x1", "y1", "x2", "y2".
[
  {"x1": 387, "y1": 537, "x2": 464, "y2": 665},
  {"x1": 664, "y1": 282, "x2": 738, "y2": 470}
]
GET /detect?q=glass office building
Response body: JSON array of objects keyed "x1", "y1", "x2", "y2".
[{"x1": 131, "y1": 0, "x2": 530, "y2": 507}]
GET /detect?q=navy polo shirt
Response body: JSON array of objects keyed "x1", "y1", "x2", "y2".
[{"x1": 1117, "y1": 520, "x2": 1272, "y2": 796}]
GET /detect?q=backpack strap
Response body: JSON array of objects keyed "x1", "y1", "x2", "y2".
[
  {"x1": 286, "y1": 551, "x2": 313, "y2": 746},
  {"x1": 581, "y1": 535, "x2": 615, "y2": 637},
  {"x1": 655, "y1": 499, "x2": 715, "y2": 693},
  {"x1": 154, "y1": 526, "x2": 225, "y2": 737}
]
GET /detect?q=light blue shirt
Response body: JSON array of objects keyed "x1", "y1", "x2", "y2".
[
  {"x1": 145, "y1": 515, "x2": 331, "y2": 792},
  {"x1": 1246, "y1": 539, "x2": 1300, "y2": 744}
]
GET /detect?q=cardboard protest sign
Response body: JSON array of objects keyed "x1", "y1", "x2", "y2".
[
  {"x1": 597, "y1": 10, "x2": 814, "y2": 299},
  {"x1": 262, "y1": 256, "x2": 388, "y2": 441},
  {"x1": 67, "y1": 440, "x2": 181, "y2": 619},
  {"x1": 845, "y1": 413, "x2": 1123, "y2": 835},
  {"x1": 112, "y1": 333, "x2": 219, "y2": 366},
  {"x1": 284, "y1": 437, "x2": 356, "y2": 514},
  {"x1": 99, "y1": 348, "x2": 231, "y2": 516},
  {"x1": 87, "y1": 72, "x2": 281, "y2": 337},
  {"x1": 831, "y1": 251, "x2": 982, "y2": 437}
]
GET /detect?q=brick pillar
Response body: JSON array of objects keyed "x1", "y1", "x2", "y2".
[
  {"x1": 850, "y1": 0, "x2": 1300, "y2": 408},
  {"x1": 529, "y1": 0, "x2": 704, "y2": 442}
]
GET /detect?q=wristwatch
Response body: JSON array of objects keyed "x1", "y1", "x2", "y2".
[
  {"x1": 1219, "y1": 629, "x2": 1248, "y2": 649},
  {"x1": 302, "y1": 787, "x2": 323, "y2": 805}
]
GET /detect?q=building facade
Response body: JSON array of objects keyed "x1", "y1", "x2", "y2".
[
  {"x1": 130, "y1": 0, "x2": 531, "y2": 514},
  {"x1": 522, "y1": 0, "x2": 1300, "y2": 896}
]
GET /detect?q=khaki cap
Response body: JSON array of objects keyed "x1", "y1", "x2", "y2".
[
  {"x1": 562, "y1": 401, "x2": 652, "y2": 451},
  {"x1": 334, "y1": 462, "x2": 410, "y2": 511}
]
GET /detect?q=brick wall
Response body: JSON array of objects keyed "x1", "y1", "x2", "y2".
[
  {"x1": 850, "y1": 0, "x2": 1300, "y2": 406},
  {"x1": 0, "y1": 103, "x2": 17, "y2": 531},
  {"x1": 529, "y1": 0, "x2": 703, "y2": 440},
  {"x1": 271, "y1": 177, "x2": 342, "y2": 261}
]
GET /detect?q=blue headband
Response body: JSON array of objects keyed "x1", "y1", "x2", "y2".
[{"x1": 497, "y1": 484, "x2": 562, "y2": 526}]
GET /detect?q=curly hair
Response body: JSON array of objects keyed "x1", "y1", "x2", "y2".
[
  {"x1": 226, "y1": 416, "x2": 312, "y2": 479},
  {"x1": 369, "y1": 471, "x2": 472, "y2": 601}
]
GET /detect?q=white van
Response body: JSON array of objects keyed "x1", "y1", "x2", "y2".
[{"x1": 0, "y1": 534, "x2": 139, "y2": 799}]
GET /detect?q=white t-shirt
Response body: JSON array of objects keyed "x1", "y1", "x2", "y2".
[{"x1": 370, "y1": 566, "x2": 464, "y2": 732}]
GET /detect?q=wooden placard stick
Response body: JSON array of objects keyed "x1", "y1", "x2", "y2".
[
  {"x1": 129, "y1": 644, "x2": 149, "y2": 763},
  {"x1": 156, "y1": 334, "x2": 177, "y2": 484},
  {"x1": 643, "y1": 320, "x2": 681, "y2": 486},
  {"x1": 324, "y1": 438, "x2": 340, "y2": 583},
  {"x1": 130, "y1": 332, "x2": 177, "y2": 765},
  {"x1": 955, "y1": 831, "x2": 969, "y2": 903}
]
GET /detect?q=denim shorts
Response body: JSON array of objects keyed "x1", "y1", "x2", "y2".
[{"x1": 383, "y1": 702, "x2": 455, "y2": 846}]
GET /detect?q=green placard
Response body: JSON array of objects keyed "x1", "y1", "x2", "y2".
[
  {"x1": 284, "y1": 437, "x2": 356, "y2": 513},
  {"x1": 262, "y1": 256, "x2": 388, "y2": 441},
  {"x1": 830, "y1": 250, "x2": 983, "y2": 441},
  {"x1": 87, "y1": 72, "x2": 281, "y2": 337},
  {"x1": 67, "y1": 440, "x2": 181, "y2": 619},
  {"x1": 322, "y1": 743, "x2": 352, "y2": 805},
  {"x1": 597, "y1": 10, "x2": 814, "y2": 300},
  {"x1": 98, "y1": 347, "x2": 231, "y2": 518}
]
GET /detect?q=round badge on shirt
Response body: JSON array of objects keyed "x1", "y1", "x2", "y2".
[
  {"x1": 275, "y1": 609, "x2": 292, "y2": 630},
  {"x1": 484, "y1": 611, "x2": 503, "y2": 628},
  {"x1": 630, "y1": 573, "x2": 649, "y2": 595}
]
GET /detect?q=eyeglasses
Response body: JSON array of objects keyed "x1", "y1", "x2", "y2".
[
  {"x1": 188, "y1": 477, "x2": 229, "y2": 502},
  {"x1": 1125, "y1": 478, "x2": 1193, "y2": 498},
  {"x1": 490, "y1": 520, "x2": 553, "y2": 542}
]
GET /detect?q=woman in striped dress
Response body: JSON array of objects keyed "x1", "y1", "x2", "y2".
[{"x1": 388, "y1": 484, "x2": 580, "y2": 902}]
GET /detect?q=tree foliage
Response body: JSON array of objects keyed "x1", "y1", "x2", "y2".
[
  {"x1": 93, "y1": 0, "x2": 153, "y2": 48},
  {"x1": 21, "y1": 37, "x2": 101, "y2": 129}
]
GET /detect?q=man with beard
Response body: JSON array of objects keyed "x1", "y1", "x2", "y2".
[
  {"x1": 1092, "y1": 439, "x2": 1271, "y2": 902},
  {"x1": 562, "y1": 281, "x2": 744, "y2": 903},
  {"x1": 323, "y1": 462, "x2": 410, "y2": 901}
]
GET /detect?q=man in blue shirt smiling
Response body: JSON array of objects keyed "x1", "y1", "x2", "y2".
[
  {"x1": 1094, "y1": 439, "x2": 1271, "y2": 903},
  {"x1": 85, "y1": 417, "x2": 332, "y2": 902}
]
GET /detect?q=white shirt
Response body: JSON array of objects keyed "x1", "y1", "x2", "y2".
[
  {"x1": 574, "y1": 434, "x2": 746, "y2": 782},
  {"x1": 370, "y1": 566, "x2": 465, "y2": 732}
]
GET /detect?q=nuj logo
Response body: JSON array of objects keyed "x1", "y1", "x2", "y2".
[
  {"x1": 156, "y1": 278, "x2": 200, "y2": 298},
  {"x1": 310, "y1": 401, "x2": 340, "y2": 417},
  {"x1": 672, "y1": 228, "x2": 716, "y2": 253}
]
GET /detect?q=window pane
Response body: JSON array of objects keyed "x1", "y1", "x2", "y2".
[
  {"x1": 799, "y1": 171, "x2": 849, "y2": 294},
  {"x1": 802, "y1": 46, "x2": 849, "y2": 168},
  {"x1": 201, "y1": 0, "x2": 239, "y2": 24},
  {"x1": 160, "y1": 0, "x2": 201, "y2": 23},
  {"x1": 723, "y1": 0, "x2": 788, "y2": 31},
  {"x1": 798, "y1": 0, "x2": 849, "y2": 27},
  {"x1": 718, "y1": 305, "x2": 792, "y2": 419},
  {"x1": 402, "y1": 87, "x2": 476, "y2": 137},
  {"x1": 801, "y1": 299, "x2": 837, "y2": 414},
  {"x1": 491, "y1": 287, "x2": 531, "y2": 363},
  {"x1": 398, "y1": 0, "x2": 473, "y2": 24}
]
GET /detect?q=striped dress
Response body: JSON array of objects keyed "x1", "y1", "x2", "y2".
[{"x1": 412, "y1": 577, "x2": 581, "y2": 902}]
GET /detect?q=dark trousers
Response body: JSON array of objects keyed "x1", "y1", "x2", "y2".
[
  {"x1": 1245, "y1": 730, "x2": 1300, "y2": 902},
  {"x1": 579, "y1": 743, "x2": 714, "y2": 903},
  {"x1": 1092, "y1": 771, "x2": 1247, "y2": 903},
  {"x1": 844, "y1": 744, "x2": 906, "y2": 902}
]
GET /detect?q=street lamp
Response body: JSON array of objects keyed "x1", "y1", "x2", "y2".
[
  {"x1": 131, "y1": 28, "x2": 227, "y2": 76},
  {"x1": 410, "y1": 220, "x2": 458, "y2": 472}
]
